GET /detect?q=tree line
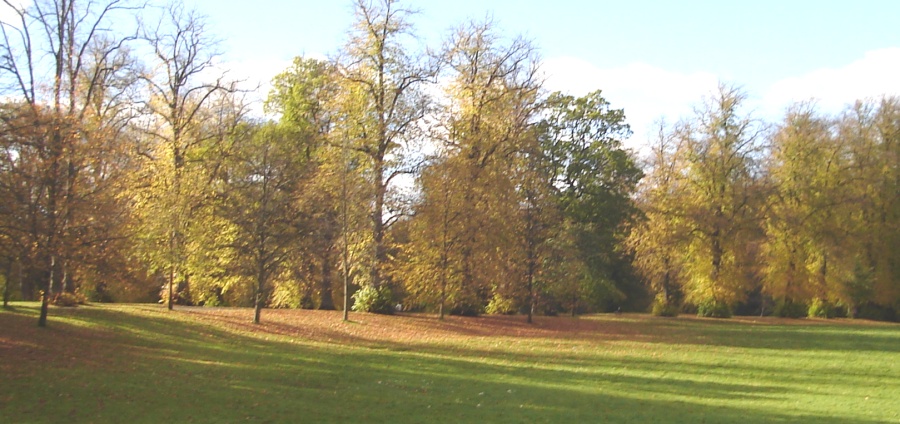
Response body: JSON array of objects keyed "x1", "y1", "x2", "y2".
[
  {"x1": 0, "y1": 0, "x2": 896, "y2": 325},
  {"x1": 629, "y1": 88, "x2": 899, "y2": 320}
]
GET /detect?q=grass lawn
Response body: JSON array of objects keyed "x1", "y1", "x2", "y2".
[{"x1": 1, "y1": 303, "x2": 899, "y2": 423}]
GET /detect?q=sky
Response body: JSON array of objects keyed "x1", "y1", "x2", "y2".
[{"x1": 33, "y1": 0, "x2": 900, "y2": 150}]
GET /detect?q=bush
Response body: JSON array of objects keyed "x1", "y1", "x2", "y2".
[
  {"x1": 651, "y1": 300, "x2": 680, "y2": 317},
  {"x1": 486, "y1": 294, "x2": 518, "y2": 315},
  {"x1": 541, "y1": 303, "x2": 560, "y2": 317},
  {"x1": 351, "y1": 285, "x2": 394, "y2": 314},
  {"x1": 450, "y1": 303, "x2": 482, "y2": 317},
  {"x1": 83, "y1": 282, "x2": 114, "y2": 303},
  {"x1": 774, "y1": 299, "x2": 807, "y2": 318},
  {"x1": 697, "y1": 299, "x2": 731, "y2": 318},
  {"x1": 52, "y1": 292, "x2": 86, "y2": 307},
  {"x1": 808, "y1": 298, "x2": 836, "y2": 319},
  {"x1": 856, "y1": 303, "x2": 898, "y2": 322}
]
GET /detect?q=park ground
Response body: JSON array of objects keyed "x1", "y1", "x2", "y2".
[{"x1": 1, "y1": 304, "x2": 899, "y2": 423}]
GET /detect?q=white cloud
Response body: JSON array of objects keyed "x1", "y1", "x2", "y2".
[
  {"x1": 216, "y1": 57, "x2": 293, "y2": 118},
  {"x1": 544, "y1": 49, "x2": 900, "y2": 155},
  {"x1": 219, "y1": 52, "x2": 332, "y2": 118},
  {"x1": 762, "y1": 48, "x2": 900, "y2": 117},
  {"x1": 542, "y1": 57, "x2": 719, "y2": 150},
  {"x1": 0, "y1": 1, "x2": 25, "y2": 27},
  {"x1": 216, "y1": 48, "x2": 900, "y2": 150}
]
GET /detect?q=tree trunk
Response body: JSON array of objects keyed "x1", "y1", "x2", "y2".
[
  {"x1": 319, "y1": 251, "x2": 335, "y2": 310},
  {"x1": 371, "y1": 160, "x2": 385, "y2": 290},
  {"x1": 20, "y1": 264, "x2": 34, "y2": 302},
  {"x1": 662, "y1": 255, "x2": 672, "y2": 305},
  {"x1": 341, "y1": 136, "x2": 351, "y2": 322},
  {"x1": 38, "y1": 255, "x2": 55, "y2": 327},
  {"x1": 439, "y1": 271, "x2": 447, "y2": 320},
  {"x1": 525, "y1": 203, "x2": 538, "y2": 324},
  {"x1": 254, "y1": 299, "x2": 262, "y2": 324},
  {"x1": 342, "y1": 256, "x2": 350, "y2": 322},
  {"x1": 61, "y1": 257, "x2": 69, "y2": 294},
  {"x1": 38, "y1": 290, "x2": 49, "y2": 327},
  {"x1": 254, "y1": 257, "x2": 266, "y2": 324},
  {"x1": 167, "y1": 265, "x2": 175, "y2": 310},
  {"x1": 526, "y1": 279, "x2": 534, "y2": 324},
  {"x1": 818, "y1": 252, "x2": 828, "y2": 300},
  {"x1": 3, "y1": 260, "x2": 12, "y2": 308},
  {"x1": 571, "y1": 286, "x2": 578, "y2": 317},
  {"x1": 342, "y1": 253, "x2": 350, "y2": 320},
  {"x1": 526, "y1": 244, "x2": 536, "y2": 324},
  {"x1": 438, "y1": 241, "x2": 450, "y2": 320},
  {"x1": 710, "y1": 230, "x2": 723, "y2": 301}
]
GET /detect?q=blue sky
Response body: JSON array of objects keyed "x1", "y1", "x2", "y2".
[{"x1": 187, "y1": 1, "x2": 900, "y2": 146}]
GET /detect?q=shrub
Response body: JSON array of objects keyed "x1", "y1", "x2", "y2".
[
  {"x1": 83, "y1": 282, "x2": 114, "y2": 303},
  {"x1": 486, "y1": 294, "x2": 518, "y2": 315},
  {"x1": 450, "y1": 303, "x2": 482, "y2": 317},
  {"x1": 808, "y1": 298, "x2": 836, "y2": 319},
  {"x1": 52, "y1": 292, "x2": 86, "y2": 307},
  {"x1": 697, "y1": 299, "x2": 731, "y2": 318},
  {"x1": 856, "y1": 303, "x2": 898, "y2": 322},
  {"x1": 651, "y1": 300, "x2": 680, "y2": 317},
  {"x1": 774, "y1": 299, "x2": 807, "y2": 318},
  {"x1": 541, "y1": 303, "x2": 560, "y2": 317},
  {"x1": 351, "y1": 285, "x2": 394, "y2": 314}
]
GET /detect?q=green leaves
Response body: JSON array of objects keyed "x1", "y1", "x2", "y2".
[{"x1": 540, "y1": 90, "x2": 643, "y2": 313}]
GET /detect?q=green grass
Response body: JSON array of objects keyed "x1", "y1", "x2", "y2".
[{"x1": 2, "y1": 304, "x2": 899, "y2": 423}]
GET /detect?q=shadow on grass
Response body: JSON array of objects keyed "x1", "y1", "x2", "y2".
[
  {"x1": 647, "y1": 317, "x2": 900, "y2": 353},
  {"x1": 3, "y1": 305, "x2": 897, "y2": 423}
]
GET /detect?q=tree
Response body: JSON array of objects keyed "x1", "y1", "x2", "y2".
[
  {"x1": 265, "y1": 56, "x2": 374, "y2": 317},
  {"x1": 218, "y1": 123, "x2": 310, "y2": 323},
  {"x1": 513, "y1": 130, "x2": 558, "y2": 322},
  {"x1": 266, "y1": 57, "x2": 341, "y2": 311},
  {"x1": 761, "y1": 104, "x2": 853, "y2": 316},
  {"x1": 132, "y1": 2, "x2": 238, "y2": 310},
  {"x1": 0, "y1": 0, "x2": 140, "y2": 326},
  {"x1": 539, "y1": 91, "x2": 642, "y2": 315},
  {"x1": 0, "y1": 103, "x2": 38, "y2": 306},
  {"x1": 682, "y1": 86, "x2": 767, "y2": 316},
  {"x1": 627, "y1": 124, "x2": 690, "y2": 315},
  {"x1": 866, "y1": 98, "x2": 900, "y2": 309},
  {"x1": 404, "y1": 19, "x2": 540, "y2": 317},
  {"x1": 630, "y1": 85, "x2": 765, "y2": 317},
  {"x1": 401, "y1": 157, "x2": 465, "y2": 318},
  {"x1": 837, "y1": 98, "x2": 900, "y2": 314},
  {"x1": 336, "y1": 0, "x2": 434, "y2": 308}
]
